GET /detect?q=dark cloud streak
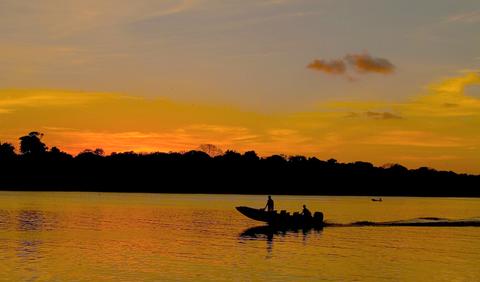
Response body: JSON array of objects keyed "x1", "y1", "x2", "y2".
[
  {"x1": 345, "y1": 53, "x2": 395, "y2": 74},
  {"x1": 366, "y1": 111, "x2": 402, "y2": 119},
  {"x1": 347, "y1": 111, "x2": 402, "y2": 120},
  {"x1": 307, "y1": 59, "x2": 346, "y2": 75},
  {"x1": 307, "y1": 52, "x2": 395, "y2": 78}
]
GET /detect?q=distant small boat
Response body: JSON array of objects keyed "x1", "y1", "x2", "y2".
[
  {"x1": 236, "y1": 206, "x2": 324, "y2": 228},
  {"x1": 371, "y1": 198, "x2": 383, "y2": 202}
]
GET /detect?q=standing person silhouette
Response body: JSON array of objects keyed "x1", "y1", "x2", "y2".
[
  {"x1": 301, "y1": 204, "x2": 312, "y2": 218},
  {"x1": 264, "y1": 195, "x2": 274, "y2": 212}
]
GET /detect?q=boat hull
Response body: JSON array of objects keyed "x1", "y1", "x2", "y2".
[{"x1": 236, "y1": 206, "x2": 324, "y2": 228}]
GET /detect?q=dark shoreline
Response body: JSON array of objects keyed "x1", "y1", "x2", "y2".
[
  {"x1": 0, "y1": 188, "x2": 480, "y2": 199},
  {"x1": 2, "y1": 132, "x2": 479, "y2": 197},
  {"x1": 1, "y1": 157, "x2": 479, "y2": 197}
]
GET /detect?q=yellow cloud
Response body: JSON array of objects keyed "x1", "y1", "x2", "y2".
[
  {"x1": 361, "y1": 130, "x2": 462, "y2": 147},
  {"x1": 430, "y1": 72, "x2": 480, "y2": 94},
  {"x1": 404, "y1": 71, "x2": 480, "y2": 118},
  {"x1": 0, "y1": 89, "x2": 101, "y2": 109}
]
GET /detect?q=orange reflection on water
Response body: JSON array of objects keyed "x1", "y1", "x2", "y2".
[{"x1": 0, "y1": 192, "x2": 479, "y2": 281}]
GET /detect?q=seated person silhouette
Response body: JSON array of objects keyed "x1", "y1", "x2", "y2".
[
  {"x1": 301, "y1": 204, "x2": 312, "y2": 218},
  {"x1": 264, "y1": 195, "x2": 274, "y2": 212}
]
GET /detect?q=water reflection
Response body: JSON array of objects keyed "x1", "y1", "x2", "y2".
[
  {"x1": 0, "y1": 193, "x2": 479, "y2": 281},
  {"x1": 17, "y1": 210, "x2": 45, "y2": 232},
  {"x1": 0, "y1": 209, "x2": 12, "y2": 230},
  {"x1": 239, "y1": 226, "x2": 324, "y2": 258},
  {"x1": 16, "y1": 239, "x2": 42, "y2": 260},
  {"x1": 14, "y1": 209, "x2": 54, "y2": 279},
  {"x1": 240, "y1": 225, "x2": 324, "y2": 239}
]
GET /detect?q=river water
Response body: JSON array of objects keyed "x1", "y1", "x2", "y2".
[{"x1": 0, "y1": 192, "x2": 479, "y2": 281}]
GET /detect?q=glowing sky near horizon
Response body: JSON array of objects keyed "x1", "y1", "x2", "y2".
[{"x1": 0, "y1": 0, "x2": 480, "y2": 173}]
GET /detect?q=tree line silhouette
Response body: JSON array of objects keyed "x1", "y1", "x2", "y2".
[{"x1": 0, "y1": 132, "x2": 479, "y2": 196}]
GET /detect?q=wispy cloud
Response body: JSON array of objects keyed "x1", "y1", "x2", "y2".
[
  {"x1": 0, "y1": 90, "x2": 100, "y2": 110},
  {"x1": 260, "y1": 0, "x2": 297, "y2": 5},
  {"x1": 362, "y1": 130, "x2": 462, "y2": 147},
  {"x1": 0, "y1": 0, "x2": 201, "y2": 39},
  {"x1": 397, "y1": 155, "x2": 459, "y2": 161},
  {"x1": 137, "y1": 0, "x2": 199, "y2": 21},
  {"x1": 365, "y1": 111, "x2": 401, "y2": 120},
  {"x1": 0, "y1": 109, "x2": 13, "y2": 114},
  {"x1": 347, "y1": 111, "x2": 402, "y2": 120},
  {"x1": 45, "y1": 125, "x2": 258, "y2": 154},
  {"x1": 447, "y1": 10, "x2": 480, "y2": 23}
]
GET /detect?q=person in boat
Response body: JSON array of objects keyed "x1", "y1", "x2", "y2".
[
  {"x1": 264, "y1": 195, "x2": 274, "y2": 212},
  {"x1": 301, "y1": 204, "x2": 312, "y2": 218}
]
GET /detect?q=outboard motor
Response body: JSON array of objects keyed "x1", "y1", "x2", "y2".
[{"x1": 313, "y1": 212, "x2": 324, "y2": 224}]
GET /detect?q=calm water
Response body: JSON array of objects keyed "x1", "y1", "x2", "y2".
[{"x1": 0, "y1": 192, "x2": 479, "y2": 281}]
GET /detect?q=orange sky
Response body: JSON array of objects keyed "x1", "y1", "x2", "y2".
[
  {"x1": 1, "y1": 72, "x2": 480, "y2": 173},
  {"x1": 1, "y1": 1, "x2": 480, "y2": 173}
]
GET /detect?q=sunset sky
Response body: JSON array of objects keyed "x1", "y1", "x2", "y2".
[{"x1": 1, "y1": 0, "x2": 480, "y2": 173}]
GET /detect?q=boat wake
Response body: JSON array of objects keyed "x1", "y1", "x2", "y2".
[
  {"x1": 239, "y1": 217, "x2": 480, "y2": 239},
  {"x1": 326, "y1": 217, "x2": 480, "y2": 227}
]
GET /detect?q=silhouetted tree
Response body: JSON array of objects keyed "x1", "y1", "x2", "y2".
[
  {"x1": 48, "y1": 146, "x2": 73, "y2": 161},
  {"x1": 93, "y1": 148, "x2": 105, "y2": 156},
  {"x1": 76, "y1": 148, "x2": 105, "y2": 160},
  {"x1": 0, "y1": 142, "x2": 16, "y2": 160},
  {"x1": 221, "y1": 150, "x2": 242, "y2": 161},
  {"x1": 243, "y1": 151, "x2": 259, "y2": 162},
  {"x1": 383, "y1": 163, "x2": 408, "y2": 173},
  {"x1": 307, "y1": 157, "x2": 322, "y2": 165},
  {"x1": 198, "y1": 144, "x2": 223, "y2": 157},
  {"x1": 182, "y1": 150, "x2": 210, "y2": 161},
  {"x1": 289, "y1": 155, "x2": 307, "y2": 163},
  {"x1": 327, "y1": 158, "x2": 337, "y2": 165},
  {"x1": 109, "y1": 151, "x2": 140, "y2": 161},
  {"x1": 351, "y1": 161, "x2": 374, "y2": 171},
  {"x1": 19, "y1": 132, "x2": 47, "y2": 156},
  {"x1": 264, "y1": 155, "x2": 286, "y2": 164}
]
